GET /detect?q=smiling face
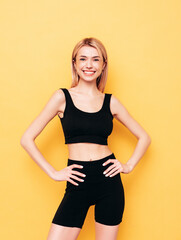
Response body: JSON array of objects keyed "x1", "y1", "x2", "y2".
[{"x1": 73, "y1": 45, "x2": 106, "y2": 83}]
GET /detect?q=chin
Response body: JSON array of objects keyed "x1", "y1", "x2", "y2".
[{"x1": 79, "y1": 75, "x2": 98, "y2": 82}]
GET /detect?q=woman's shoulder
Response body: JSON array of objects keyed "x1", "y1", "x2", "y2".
[
  {"x1": 109, "y1": 92, "x2": 128, "y2": 115},
  {"x1": 50, "y1": 88, "x2": 67, "y2": 103},
  {"x1": 109, "y1": 92, "x2": 123, "y2": 104}
]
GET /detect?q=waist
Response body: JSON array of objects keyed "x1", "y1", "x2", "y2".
[
  {"x1": 67, "y1": 144, "x2": 113, "y2": 161},
  {"x1": 68, "y1": 152, "x2": 116, "y2": 165}
]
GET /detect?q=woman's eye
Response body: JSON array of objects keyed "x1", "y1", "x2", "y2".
[{"x1": 79, "y1": 58, "x2": 99, "y2": 61}]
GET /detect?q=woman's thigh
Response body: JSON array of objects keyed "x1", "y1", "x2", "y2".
[
  {"x1": 95, "y1": 221, "x2": 120, "y2": 240},
  {"x1": 93, "y1": 175, "x2": 125, "y2": 226},
  {"x1": 47, "y1": 223, "x2": 81, "y2": 240}
]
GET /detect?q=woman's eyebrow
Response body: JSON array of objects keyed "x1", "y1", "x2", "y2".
[{"x1": 79, "y1": 55, "x2": 100, "y2": 58}]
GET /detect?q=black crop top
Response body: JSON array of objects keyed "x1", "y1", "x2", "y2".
[{"x1": 58, "y1": 88, "x2": 114, "y2": 145}]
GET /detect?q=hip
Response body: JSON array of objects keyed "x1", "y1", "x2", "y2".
[{"x1": 65, "y1": 152, "x2": 124, "y2": 193}]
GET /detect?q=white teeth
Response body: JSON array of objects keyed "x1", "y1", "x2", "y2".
[{"x1": 83, "y1": 71, "x2": 95, "y2": 73}]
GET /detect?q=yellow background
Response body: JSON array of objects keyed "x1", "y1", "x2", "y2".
[{"x1": 1, "y1": 0, "x2": 181, "y2": 239}]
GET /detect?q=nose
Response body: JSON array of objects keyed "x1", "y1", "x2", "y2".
[{"x1": 85, "y1": 59, "x2": 93, "y2": 68}]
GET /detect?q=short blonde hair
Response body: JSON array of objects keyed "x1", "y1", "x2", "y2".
[{"x1": 71, "y1": 37, "x2": 108, "y2": 93}]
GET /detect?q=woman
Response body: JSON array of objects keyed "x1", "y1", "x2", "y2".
[{"x1": 20, "y1": 37, "x2": 151, "y2": 240}]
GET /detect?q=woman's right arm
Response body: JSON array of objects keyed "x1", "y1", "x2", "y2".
[{"x1": 20, "y1": 89, "x2": 64, "y2": 180}]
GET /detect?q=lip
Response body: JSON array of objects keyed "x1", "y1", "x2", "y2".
[{"x1": 82, "y1": 70, "x2": 96, "y2": 76}]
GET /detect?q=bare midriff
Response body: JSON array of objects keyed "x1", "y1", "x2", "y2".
[{"x1": 67, "y1": 143, "x2": 113, "y2": 161}]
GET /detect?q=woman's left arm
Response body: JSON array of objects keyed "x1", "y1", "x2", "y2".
[{"x1": 110, "y1": 94, "x2": 151, "y2": 173}]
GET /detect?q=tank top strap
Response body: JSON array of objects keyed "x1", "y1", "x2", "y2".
[
  {"x1": 59, "y1": 88, "x2": 73, "y2": 108},
  {"x1": 103, "y1": 93, "x2": 113, "y2": 115}
]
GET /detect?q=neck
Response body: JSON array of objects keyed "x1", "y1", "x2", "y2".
[{"x1": 75, "y1": 79, "x2": 100, "y2": 96}]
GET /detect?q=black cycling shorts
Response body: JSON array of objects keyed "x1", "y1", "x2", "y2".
[{"x1": 52, "y1": 153, "x2": 125, "y2": 228}]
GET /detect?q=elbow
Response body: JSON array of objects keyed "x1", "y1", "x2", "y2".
[
  {"x1": 144, "y1": 134, "x2": 151, "y2": 145},
  {"x1": 20, "y1": 134, "x2": 34, "y2": 148},
  {"x1": 20, "y1": 135, "x2": 27, "y2": 148},
  {"x1": 138, "y1": 133, "x2": 151, "y2": 145},
  {"x1": 138, "y1": 132, "x2": 151, "y2": 143}
]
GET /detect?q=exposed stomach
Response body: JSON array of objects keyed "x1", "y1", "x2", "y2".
[{"x1": 67, "y1": 143, "x2": 113, "y2": 161}]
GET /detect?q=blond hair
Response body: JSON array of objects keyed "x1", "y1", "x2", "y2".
[{"x1": 70, "y1": 37, "x2": 108, "y2": 93}]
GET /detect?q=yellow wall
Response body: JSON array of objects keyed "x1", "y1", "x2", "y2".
[{"x1": 1, "y1": 0, "x2": 180, "y2": 239}]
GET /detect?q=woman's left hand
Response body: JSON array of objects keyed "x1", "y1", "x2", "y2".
[{"x1": 102, "y1": 158, "x2": 133, "y2": 176}]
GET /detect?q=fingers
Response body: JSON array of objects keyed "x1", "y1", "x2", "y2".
[
  {"x1": 71, "y1": 170, "x2": 86, "y2": 178},
  {"x1": 69, "y1": 165, "x2": 86, "y2": 181},
  {"x1": 105, "y1": 167, "x2": 120, "y2": 177},
  {"x1": 69, "y1": 164, "x2": 84, "y2": 169},
  {"x1": 68, "y1": 164, "x2": 86, "y2": 186},
  {"x1": 103, "y1": 159, "x2": 124, "y2": 177},
  {"x1": 107, "y1": 169, "x2": 120, "y2": 177},
  {"x1": 102, "y1": 159, "x2": 118, "y2": 173},
  {"x1": 67, "y1": 175, "x2": 83, "y2": 186},
  {"x1": 68, "y1": 178, "x2": 79, "y2": 186},
  {"x1": 69, "y1": 174, "x2": 85, "y2": 182},
  {"x1": 102, "y1": 158, "x2": 116, "y2": 166},
  {"x1": 103, "y1": 164, "x2": 115, "y2": 175}
]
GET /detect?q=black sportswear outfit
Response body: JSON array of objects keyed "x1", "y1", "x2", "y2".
[{"x1": 52, "y1": 88, "x2": 125, "y2": 228}]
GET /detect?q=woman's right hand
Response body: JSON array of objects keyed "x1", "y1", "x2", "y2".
[{"x1": 52, "y1": 164, "x2": 86, "y2": 186}]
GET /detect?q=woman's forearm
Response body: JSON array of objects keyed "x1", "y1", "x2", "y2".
[
  {"x1": 126, "y1": 134, "x2": 151, "y2": 171},
  {"x1": 20, "y1": 138, "x2": 56, "y2": 179}
]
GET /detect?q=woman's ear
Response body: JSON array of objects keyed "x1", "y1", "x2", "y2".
[
  {"x1": 102, "y1": 61, "x2": 106, "y2": 71},
  {"x1": 73, "y1": 59, "x2": 77, "y2": 70}
]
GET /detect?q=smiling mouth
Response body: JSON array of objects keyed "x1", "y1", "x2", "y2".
[{"x1": 82, "y1": 70, "x2": 96, "y2": 75}]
